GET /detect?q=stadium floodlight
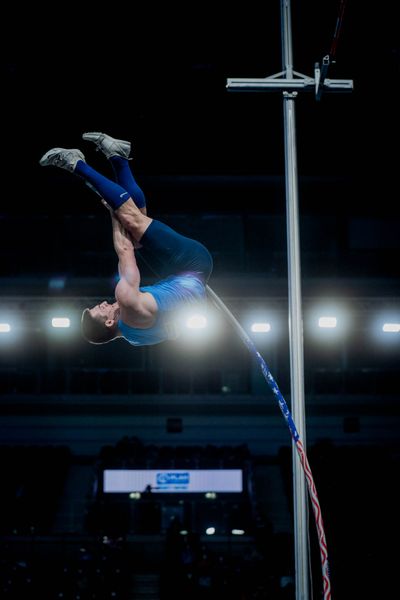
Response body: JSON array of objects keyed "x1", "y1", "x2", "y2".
[
  {"x1": 46, "y1": 310, "x2": 76, "y2": 339},
  {"x1": 231, "y1": 528, "x2": 245, "y2": 535},
  {"x1": 129, "y1": 492, "x2": 141, "y2": 500},
  {"x1": 244, "y1": 310, "x2": 280, "y2": 343},
  {"x1": 186, "y1": 314, "x2": 207, "y2": 329},
  {"x1": 372, "y1": 313, "x2": 400, "y2": 342},
  {"x1": 51, "y1": 317, "x2": 71, "y2": 328},
  {"x1": 308, "y1": 302, "x2": 349, "y2": 341},
  {"x1": 0, "y1": 314, "x2": 22, "y2": 342},
  {"x1": 175, "y1": 306, "x2": 222, "y2": 346},
  {"x1": 318, "y1": 316, "x2": 337, "y2": 329},
  {"x1": 382, "y1": 323, "x2": 400, "y2": 333},
  {"x1": 251, "y1": 322, "x2": 271, "y2": 333}
]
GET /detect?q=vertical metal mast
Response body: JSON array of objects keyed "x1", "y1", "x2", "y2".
[
  {"x1": 226, "y1": 2, "x2": 352, "y2": 598},
  {"x1": 280, "y1": 2, "x2": 309, "y2": 597}
]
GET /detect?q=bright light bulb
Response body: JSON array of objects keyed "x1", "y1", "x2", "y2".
[
  {"x1": 382, "y1": 323, "x2": 400, "y2": 333},
  {"x1": 51, "y1": 317, "x2": 71, "y2": 328},
  {"x1": 231, "y1": 529, "x2": 245, "y2": 535},
  {"x1": 186, "y1": 314, "x2": 207, "y2": 329},
  {"x1": 129, "y1": 492, "x2": 141, "y2": 500},
  {"x1": 251, "y1": 322, "x2": 271, "y2": 333},
  {"x1": 318, "y1": 316, "x2": 337, "y2": 328}
]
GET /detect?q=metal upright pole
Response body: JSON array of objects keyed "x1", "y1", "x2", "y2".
[
  {"x1": 226, "y1": 2, "x2": 353, "y2": 597},
  {"x1": 280, "y1": 3, "x2": 309, "y2": 598}
]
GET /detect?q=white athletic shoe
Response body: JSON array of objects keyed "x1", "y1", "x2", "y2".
[
  {"x1": 39, "y1": 148, "x2": 85, "y2": 172},
  {"x1": 82, "y1": 131, "x2": 131, "y2": 159}
]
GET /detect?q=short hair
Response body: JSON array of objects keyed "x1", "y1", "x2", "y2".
[{"x1": 81, "y1": 308, "x2": 118, "y2": 345}]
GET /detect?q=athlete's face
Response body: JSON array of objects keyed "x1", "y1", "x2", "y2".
[{"x1": 89, "y1": 301, "x2": 117, "y2": 323}]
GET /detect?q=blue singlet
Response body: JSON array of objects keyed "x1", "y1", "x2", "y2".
[{"x1": 117, "y1": 274, "x2": 206, "y2": 346}]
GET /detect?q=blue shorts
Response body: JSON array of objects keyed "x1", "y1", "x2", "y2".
[{"x1": 138, "y1": 219, "x2": 213, "y2": 283}]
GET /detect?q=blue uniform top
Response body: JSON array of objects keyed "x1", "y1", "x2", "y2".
[{"x1": 117, "y1": 274, "x2": 206, "y2": 346}]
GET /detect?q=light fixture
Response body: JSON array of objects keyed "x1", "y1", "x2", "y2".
[
  {"x1": 129, "y1": 492, "x2": 141, "y2": 500},
  {"x1": 382, "y1": 323, "x2": 400, "y2": 333},
  {"x1": 318, "y1": 316, "x2": 337, "y2": 329},
  {"x1": 186, "y1": 314, "x2": 207, "y2": 329},
  {"x1": 51, "y1": 317, "x2": 71, "y2": 328},
  {"x1": 251, "y1": 322, "x2": 271, "y2": 333}
]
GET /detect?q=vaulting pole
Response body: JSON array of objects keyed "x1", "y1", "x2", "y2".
[{"x1": 206, "y1": 285, "x2": 331, "y2": 599}]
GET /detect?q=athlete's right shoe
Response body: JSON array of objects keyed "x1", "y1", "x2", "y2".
[
  {"x1": 39, "y1": 148, "x2": 85, "y2": 172},
  {"x1": 82, "y1": 132, "x2": 131, "y2": 159}
]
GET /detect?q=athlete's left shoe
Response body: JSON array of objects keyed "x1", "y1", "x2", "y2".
[
  {"x1": 82, "y1": 131, "x2": 131, "y2": 159},
  {"x1": 39, "y1": 148, "x2": 85, "y2": 172}
]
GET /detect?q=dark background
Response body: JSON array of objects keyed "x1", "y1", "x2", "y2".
[
  {"x1": 1, "y1": 1, "x2": 398, "y2": 219},
  {"x1": 1, "y1": 2, "x2": 399, "y2": 599}
]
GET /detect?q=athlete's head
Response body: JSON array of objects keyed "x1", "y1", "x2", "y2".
[{"x1": 81, "y1": 301, "x2": 120, "y2": 344}]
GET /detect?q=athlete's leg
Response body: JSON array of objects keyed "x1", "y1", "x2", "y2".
[
  {"x1": 82, "y1": 132, "x2": 147, "y2": 215},
  {"x1": 110, "y1": 156, "x2": 147, "y2": 215},
  {"x1": 39, "y1": 146, "x2": 213, "y2": 281},
  {"x1": 39, "y1": 147, "x2": 151, "y2": 243},
  {"x1": 114, "y1": 199, "x2": 152, "y2": 243}
]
